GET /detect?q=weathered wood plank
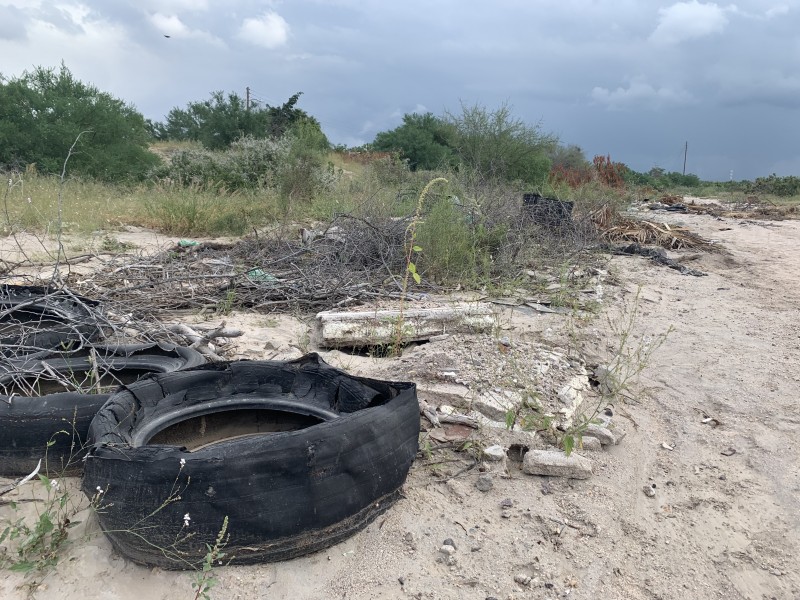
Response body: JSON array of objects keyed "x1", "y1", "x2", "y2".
[{"x1": 315, "y1": 303, "x2": 494, "y2": 347}]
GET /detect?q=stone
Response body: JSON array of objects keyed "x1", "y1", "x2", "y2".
[
  {"x1": 443, "y1": 538, "x2": 456, "y2": 549},
  {"x1": 439, "y1": 544, "x2": 456, "y2": 556},
  {"x1": 643, "y1": 484, "x2": 656, "y2": 498},
  {"x1": 476, "y1": 474, "x2": 494, "y2": 491},
  {"x1": 514, "y1": 573, "x2": 532, "y2": 586},
  {"x1": 579, "y1": 436, "x2": 603, "y2": 451},
  {"x1": 483, "y1": 445, "x2": 506, "y2": 461},
  {"x1": 585, "y1": 423, "x2": 617, "y2": 446},
  {"x1": 500, "y1": 498, "x2": 514, "y2": 509},
  {"x1": 522, "y1": 449, "x2": 593, "y2": 479},
  {"x1": 501, "y1": 509, "x2": 512, "y2": 519}
]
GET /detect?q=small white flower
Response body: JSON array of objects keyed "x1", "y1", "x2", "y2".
[
  {"x1": 183, "y1": 513, "x2": 191, "y2": 527},
  {"x1": 50, "y1": 479, "x2": 60, "y2": 491},
  {"x1": 96, "y1": 485, "x2": 104, "y2": 494},
  {"x1": 26, "y1": 197, "x2": 32, "y2": 204},
  {"x1": 179, "y1": 458, "x2": 186, "y2": 467}
]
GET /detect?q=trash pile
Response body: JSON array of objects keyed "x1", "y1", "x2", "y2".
[{"x1": 1, "y1": 285, "x2": 419, "y2": 568}]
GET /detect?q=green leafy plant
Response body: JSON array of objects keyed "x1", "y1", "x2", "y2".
[
  {"x1": 0, "y1": 425, "x2": 104, "y2": 585},
  {"x1": 559, "y1": 287, "x2": 672, "y2": 455},
  {"x1": 391, "y1": 176, "x2": 448, "y2": 354},
  {"x1": 0, "y1": 473, "x2": 77, "y2": 575},
  {"x1": 191, "y1": 516, "x2": 229, "y2": 600}
]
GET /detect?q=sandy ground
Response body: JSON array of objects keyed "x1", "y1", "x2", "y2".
[{"x1": 2, "y1": 209, "x2": 799, "y2": 599}]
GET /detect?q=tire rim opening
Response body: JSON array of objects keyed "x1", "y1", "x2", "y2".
[{"x1": 146, "y1": 408, "x2": 327, "y2": 451}]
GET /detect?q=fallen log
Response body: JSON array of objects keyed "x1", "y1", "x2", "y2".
[{"x1": 315, "y1": 303, "x2": 495, "y2": 348}]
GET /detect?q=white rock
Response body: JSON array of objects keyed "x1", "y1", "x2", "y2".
[
  {"x1": 483, "y1": 445, "x2": 506, "y2": 461},
  {"x1": 579, "y1": 436, "x2": 603, "y2": 451},
  {"x1": 585, "y1": 423, "x2": 617, "y2": 446},
  {"x1": 522, "y1": 449, "x2": 593, "y2": 479}
]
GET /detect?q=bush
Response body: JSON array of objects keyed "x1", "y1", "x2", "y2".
[
  {"x1": 447, "y1": 102, "x2": 556, "y2": 186},
  {"x1": 373, "y1": 113, "x2": 457, "y2": 171},
  {"x1": 0, "y1": 64, "x2": 159, "y2": 181},
  {"x1": 152, "y1": 135, "x2": 291, "y2": 191},
  {"x1": 749, "y1": 174, "x2": 800, "y2": 197}
]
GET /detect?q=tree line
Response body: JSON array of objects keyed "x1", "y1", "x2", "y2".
[{"x1": 5, "y1": 63, "x2": 793, "y2": 195}]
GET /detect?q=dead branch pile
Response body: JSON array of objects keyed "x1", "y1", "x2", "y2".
[
  {"x1": 595, "y1": 215, "x2": 716, "y2": 250},
  {"x1": 74, "y1": 215, "x2": 427, "y2": 317}
]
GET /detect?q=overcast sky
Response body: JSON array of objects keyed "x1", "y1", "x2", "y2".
[{"x1": 1, "y1": 0, "x2": 798, "y2": 180}]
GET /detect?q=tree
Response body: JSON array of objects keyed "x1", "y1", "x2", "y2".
[
  {"x1": 0, "y1": 64, "x2": 159, "y2": 180},
  {"x1": 154, "y1": 91, "x2": 269, "y2": 150},
  {"x1": 373, "y1": 113, "x2": 456, "y2": 170},
  {"x1": 548, "y1": 144, "x2": 589, "y2": 171},
  {"x1": 154, "y1": 90, "x2": 328, "y2": 151},
  {"x1": 446, "y1": 102, "x2": 557, "y2": 185}
]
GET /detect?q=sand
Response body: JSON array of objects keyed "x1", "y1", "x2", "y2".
[{"x1": 2, "y1": 208, "x2": 799, "y2": 599}]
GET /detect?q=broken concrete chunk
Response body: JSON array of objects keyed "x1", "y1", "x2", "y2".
[
  {"x1": 522, "y1": 449, "x2": 593, "y2": 479},
  {"x1": 482, "y1": 445, "x2": 506, "y2": 461},
  {"x1": 473, "y1": 389, "x2": 522, "y2": 421},
  {"x1": 579, "y1": 436, "x2": 603, "y2": 451},
  {"x1": 315, "y1": 303, "x2": 494, "y2": 347},
  {"x1": 585, "y1": 423, "x2": 617, "y2": 446}
]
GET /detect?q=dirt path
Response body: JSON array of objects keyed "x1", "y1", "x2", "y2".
[
  {"x1": 580, "y1": 213, "x2": 800, "y2": 600},
  {"x1": 2, "y1": 211, "x2": 798, "y2": 600}
]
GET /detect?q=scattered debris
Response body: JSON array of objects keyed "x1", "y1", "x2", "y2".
[
  {"x1": 661, "y1": 442, "x2": 675, "y2": 451},
  {"x1": 600, "y1": 217, "x2": 716, "y2": 251},
  {"x1": 642, "y1": 483, "x2": 657, "y2": 498},
  {"x1": 612, "y1": 243, "x2": 708, "y2": 276}
]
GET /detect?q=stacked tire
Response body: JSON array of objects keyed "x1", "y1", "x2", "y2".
[
  {"x1": 1, "y1": 285, "x2": 206, "y2": 476},
  {"x1": 1, "y1": 284, "x2": 105, "y2": 358}
]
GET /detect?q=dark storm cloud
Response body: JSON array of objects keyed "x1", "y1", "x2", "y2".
[{"x1": 1, "y1": 0, "x2": 798, "y2": 179}]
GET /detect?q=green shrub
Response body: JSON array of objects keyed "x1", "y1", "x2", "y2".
[
  {"x1": 152, "y1": 135, "x2": 291, "y2": 191},
  {"x1": 0, "y1": 64, "x2": 159, "y2": 181},
  {"x1": 749, "y1": 174, "x2": 800, "y2": 197},
  {"x1": 414, "y1": 195, "x2": 506, "y2": 284}
]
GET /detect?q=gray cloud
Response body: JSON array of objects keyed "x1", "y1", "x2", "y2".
[{"x1": 0, "y1": 5, "x2": 28, "y2": 41}]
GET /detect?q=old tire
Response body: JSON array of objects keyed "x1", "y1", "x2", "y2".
[
  {"x1": 82, "y1": 353, "x2": 419, "y2": 569},
  {"x1": 0, "y1": 285, "x2": 105, "y2": 358},
  {"x1": 0, "y1": 343, "x2": 206, "y2": 476}
]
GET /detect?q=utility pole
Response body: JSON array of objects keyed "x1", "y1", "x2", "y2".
[
  {"x1": 246, "y1": 86, "x2": 251, "y2": 112},
  {"x1": 682, "y1": 141, "x2": 688, "y2": 175}
]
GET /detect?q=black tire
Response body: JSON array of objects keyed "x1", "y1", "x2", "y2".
[
  {"x1": 82, "y1": 353, "x2": 420, "y2": 569},
  {"x1": 1, "y1": 285, "x2": 105, "y2": 358},
  {"x1": 0, "y1": 343, "x2": 206, "y2": 476}
]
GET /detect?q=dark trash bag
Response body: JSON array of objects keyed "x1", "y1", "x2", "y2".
[
  {"x1": 0, "y1": 343, "x2": 206, "y2": 476},
  {"x1": 0, "y1": 285, "x2": 105, "y2": 358},
  {"x1": 522, "y1": 193, "x2": 574, "y2": 227},
  {"x1": 82, "y1": 353, "x2": 420, "y2": 569}
]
